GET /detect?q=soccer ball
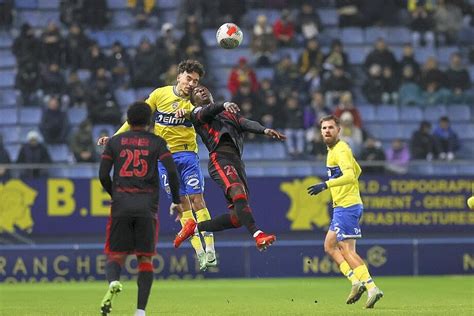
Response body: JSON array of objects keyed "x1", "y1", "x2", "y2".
[{"x1": 216, "y1": 23, "x2": 243, "y2": 49}]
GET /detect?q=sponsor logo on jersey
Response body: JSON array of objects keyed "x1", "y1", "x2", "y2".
[{"x1": 154, "y1": 111, "x2": 192, "y2": 127}]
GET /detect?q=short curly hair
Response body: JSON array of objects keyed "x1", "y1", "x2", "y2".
[{"x1": 177, "y1": 59, "x2": 205, "y2": 77}]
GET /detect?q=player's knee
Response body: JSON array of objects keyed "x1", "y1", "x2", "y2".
[
  {"x1": 108, "y1": 254, "x2": 125, "y2": 266},
  {"x1": 228, "y1": 184, "x2": 247, "y2": 202},
  {"x1": 137, "y1": 256, "x2": 153, "y2": 272},
  {"x1": 189, "y1": 194, "x2": 206, "y2": 210},
  {"x1": 137, "y1": 255, "x2": 152, "y2": 264}
]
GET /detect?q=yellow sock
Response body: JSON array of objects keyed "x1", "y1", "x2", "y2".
[
  {"x1": 339, "y1": 261, "x2": 359, "y2": 285},
  {"x1": 180, "y1": 210, "x2": 204, "y2": 254},
  {"x1": 353, "y1": 264, "x2": 376, "y2": 290},
  {"x1": 195, "y1": 208, "x2": 215, "y2": 253}
]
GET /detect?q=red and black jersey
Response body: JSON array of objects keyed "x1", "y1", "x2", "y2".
[
  {"x1": 190, "y1": 103, "x2": 266, "y2": 157},
  {"x1": 99, "y1": 130, "x2": 180, "y2": 218}
]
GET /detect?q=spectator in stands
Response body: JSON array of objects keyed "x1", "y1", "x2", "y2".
[
  {"x1": 445, "y1": 52, "x2": 471, "y2": 104},
  {"x1": 359, "y1": 137, "x2": 386, "y2": 174},
  {"x1": 0, "y1": 0, "x2": 13, "y2": 28},
  {"x1": 60, "y1": 0, "x2": 83, "y2": 27},
  {"x1": 70, "y1": 120, "x2": 96, "y2": 162},
  {"x1": 82, "y1": 0, "x2": 108, "y2": 29},
  {"x1": 15, "y1": 60, "x2": 40, "y2": 106},
  {"x1": 385, "y1": 138, "x2": 410, "y2": 174},
  {"x1": 259, "y1": 91, "x2": 283, "y2": 131},
  {"x1": 420, "y1": 57, "x2": 450, "y2": 105},
  {"x1": 398, "y1": 64, "x2": 424, "y2": 106},
  {"x1": 304, "y1": 91, "x2": 331, "y2": 131},
  {"x1": 273, "y1": 9, "x2": 295, "y2": 47},
  {"x1": 433, "y1": 0, "x2": 463, "y2": 45},
  {"x1": 339, "y1": 111, "x2": 363, "y2": 156},
  {"x1": 297, "y1": 2, "x2": 322, "y2": 41},
  {"x1": 218, "y1": 0, "x2": 246, "y2": 26},
  {"x1": 398, "y1": 43, "x2": 420, "y2": 80},
  {"x1": 282, "y1": 94, "x2": 305, "y2": 159},
  {"x1": 17, "y1": 130, "x2": 52, "y2": 178},
  {"x1": 305, "y1": 123, "x2": 326, "y2": 161},
  {"x1": 408, "y1": 0, "x2": 435, "y2": 48},
  {"x1": 66, "y1": 71, "x2": 87, "y2": 107},
  {"x1": 322, "y1": 65, "x2": 352, "y2": 106},
  {"x1": 128, "y1": 0, "x2": 156, "y2": 28},
  {"x1": 362, "y1": 64, "x2": 385, "y2": 104},
  {"x1": 382, "y1": 66, "x2": 400, "y2": 104},
  {"x1": 132, "y1": 38, "x2": 160, "y2": 88},
  {"x1": 87, "y1": 70, "x2": 122, "y2": 126},
  {"x1": 0, "y1": 135, "x2": 11, "y2": 181},
  {"x1": 160, "y1": 63, "x2": 178, "y2": 86},
  {"x1": 228, "y1": 57, "x2": 259, "y2": 95},
  {"x1": 336, "y1": 0, "x2": 363, "y2": 27},
  {"x1": 84, "y1": 42, "x2": 108, "y2": 72},
  {"x1": 302, "y1": 66, "x2": 322, "y2": 95},
  {"x1": 12, "y1": 23, "x2": 40, "y2": 66},
  {"x1": 108, "y1": 41, "x2": 131, "y2": 89},
  {"x1": 40, "y1": 63, "x2": 66, "y2": 96},
  {"x1": 257, "y1": 78, "x2": 274, "y2": 101},
  {"x1": 156, "y1": 23, "x2": 180, "y2": 70},
  {"x1": 360, "y1": 0, "x2": 400, "y2": 26},
  {"x1": 410, "y1": 120, "x2": 439, "y2": 160},
  {"x1": 39, "y1": 96, "x2": 69, "y2": 145},
  {"x1": 273, "y1": 55, "x2": 300, "y2": 99},
  {"x1": 323, "y1": 39, "x2": 349, "y2": 72},
  {"x1": 333, "y1": 91, "x2": 362, "y2": 128},
  {"x1": 232, "y1": 82, "x2": 260, "y2": 110},
  {"x1": 251, "y1": 15, "x2": 276, "y2": 67},
  {"x1": 40, "y1": 21, "x2": 64, "y2": 66},
  {"x1": 179, "y1": 15, "x2": 206, "y2": 63},
  {"x1": 364, "y1": 38, "x2": 398, "y2": 75},
  {"x1": 433, "y1": 116, "x2": 460, "y2": 161},
  {"x1": 298, "y1": 38, "x2": 324, "y2": 75},
  {"x1": 64, "y1": 23, "x2": 90, "y2": 70}
]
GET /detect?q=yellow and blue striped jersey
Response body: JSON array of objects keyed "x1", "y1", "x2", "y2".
[{"x1": 325, "y1": 140, "x2": 363, "y2": 208}]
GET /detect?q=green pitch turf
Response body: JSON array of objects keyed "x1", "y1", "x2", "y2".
[{"x1": 0, "y1": 276, "x2": 472, "y2": 315}]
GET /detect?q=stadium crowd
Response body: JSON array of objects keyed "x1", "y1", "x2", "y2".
[{"x1": 0, "y1": 0, "x2": 472, "y2": 178}]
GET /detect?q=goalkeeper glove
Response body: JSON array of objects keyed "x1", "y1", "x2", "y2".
[{"x1": 307, "y1": 182, "x2": 328, "y2": 196}]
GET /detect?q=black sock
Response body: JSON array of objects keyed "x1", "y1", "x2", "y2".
[
  {"x1": 106, "y1": 260, "x2": 122, "y2": 283},
  {"x1": 198, "y1": 214, "x2": 239, "y2": 232},
  {"x1": 233, "y1": 197, "x2": 258, "y2": 235},
  {"x1": 137, "y1": 262, "x2": 154, "y2": 310}
]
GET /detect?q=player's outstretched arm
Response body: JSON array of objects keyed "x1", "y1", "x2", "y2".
[{"x1": 264, "y1": 128, "x2": 286, "y2": 140}]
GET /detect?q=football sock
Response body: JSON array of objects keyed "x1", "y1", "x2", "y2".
[
  {"x1": 134, "y1": 309, "x2": 146, "y2": 316},
  {"x1": 195, "y1": 208, "x2": 215, "y2": 253},
  {"x1": 105, "y1": 258, "x2": 122, "y2": 283},
  {"x1": 353, "y1": 264, "x2": 376, "y2": 290},
  {"x1": 198, "y1": 214, "x2": 237, "y2": 232},
  {"x1": 180, "y1": 210, "x2": 204, "y2": 255},
  {"x1": 233, "y1": 194, "x2": 257, "y2": 235},
  {"x1": 137, "y1": 262, "x2": 153, "y2": 310},
  {"x1": 339, "y1": 261, "x2": 359, "y2": 285}
]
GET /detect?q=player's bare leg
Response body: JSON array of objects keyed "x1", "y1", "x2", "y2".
[
  {"x1": 325, "y1": 232, "x2": 366, "y2": 304},
  {"x1": 339, "y1": 240, "x2": 382, "y2": 308},
  {"x1": 101, "y1": 254, "x2": 125, "y2": 315},
  {"x1": 189, "y1": 193, "x2": 217, "y2": 268}
]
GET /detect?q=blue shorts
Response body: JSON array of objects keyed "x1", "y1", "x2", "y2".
[
  {"x1": 329, "y1": 204, "x2": 363, "y2": 242},
  {"x1": 158, "y1": 151, "x2": 204, "y2": 199}
]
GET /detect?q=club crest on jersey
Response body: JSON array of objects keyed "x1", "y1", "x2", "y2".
[{"x1": 171, "y1": 102, "x2": 179, "y2": 110}]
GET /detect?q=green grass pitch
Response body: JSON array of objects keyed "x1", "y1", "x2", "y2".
[{"x1": 1, "y1": 276, "x2": 472, "y2": 315}]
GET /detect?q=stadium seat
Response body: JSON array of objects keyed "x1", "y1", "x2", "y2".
[
  {"x1": 255, "y1": 67, "x2": 274, "y2": 80},
  {"x1": 459, "y1": 164, "x2": 474, "y2": 174},
  {"x1": 77, "y1": 69, "x2": 91, "y2": 82},
  {"x1": 448, "y1": 105, "x2": 471, "y2": 122},
  {"x1": 160, "y1": 9, "x2": 178, "y2": 25},
  {"x1": 423, "y1": 105, "x2": 446, "y2": 122},
  {"x1": 216, "y1": 88, "x2": 231, "y2": 101},
  {"x1": 347, "y1": 46, "x2": 369, "y2": 65},
  {"x1": 400, "y1": 122, "x2": 419, "y2": 139},
  {"x1": 319, "y1": 27, "x2": 340, "y2": 46},
  {"x1": 289, "y1": 165, "x2": 313, "y2": 176},
  {"x1": 459, "y1": 27, "x2": 474, "y2": 45},
  {"x1": 242, "y1": 9, "x2": 280, "y2": 28},
  {"x1": 1, "y1": 127, "x2": 21, "y2": 144},
  {"x1": 38, "y1": 0, "x2": 59, "y2": 9},
  {"x1": 245, "y1": 166, "x2": 265, "y2": 176},
  {"x1": 433, "y1": 164, "x2": 458, "y2": 175},
  {"x1": 264, "y1": 166, "x2": 290, "y2": 176},
  {"x1": 15, "y1": 0, "x2": 38, "y2": 9},
  {"x1": 115, "y1": 89, "x2": 137, "y2": 110},
  {"x1": 414, "y1": 47, "x2": 436, "y2": 64},
  {"x1": 207, "y1": 48, "x2": 252, "y2": 67},
  {"x1": 67, "y1": 107, "x2": 88, "y2": 125},
  {"x1": 0, "y1": 109, "x2": 18, "y2": 124},
  {"x1": 341, "y1": 28, "x2": 364, "y2": 45},
  {"x1": 130, "y1": 29, "x2": 156, "y2": 47},
  {"x1": 452, "y1": 123, "x2": 474, "y2": 139},
  {"x1": 276, "y1": 48, "x2": 303, "y2": 63},
  {"x1": 375, "y1": 105, "x2": 399, "y2": 122},
  {"x1": 458, "y1": 140, "x2": 474, "y2": 159},
  {"x1": 210, "y1": 67, "x2": 231, "y2": 88},
  {"x1": 399, "y1": 106, "x2": 423, "y2": 122},
  {"x1": 468, "y1": 65, "x2": 474, "y2": 82},
  {"x1": 19, "y1": 108, "x2": 42, "y2": 125},
  {"x1": 5, "y1": 144, "x2": 21, "y2": 161},
  {"x1": 157, "y1": 0, "x2": 178, "y2": 9},
  {"x1": 0, "y1": 33, "x2": 13, "y2": 49},
  {"x1": 105, "y1": 30, "x2": 132, "y2": 47},
  {"x1": 318, "y1": 8, "x2": 338, "y2": 26},
  {"x1": 19, "y1": 126, "x2": 39, "y2": 142},
  {"x1": 0, "y1": 51, "x2": 15, "y2": 68},
  {"x1": 365, "y1": 123, "x2": 403, "y2": 140},
  {"x1": 364, "y1": 27, "x2": 388, "y2": 43},
  {"x1": 111, "y1": 11, "x2": 134, "y2": 28},
  {"x1": 92, "y1": 125, "x2": 116, "y2": 142},
  {"x1": 47, "y1": 144, "x2": 70, "y2": 162},
  {"x1": 408, "y1": 164, "x2": 434, "y2": 175},
  {"x1": 385, "y1": 27, "x2": 411, "y2": 45},
  {"x1": 262, "y1": 143, "x2": 287, "y2": 160},
  {"x1": 0, "y1": 70, "x2": 15, "y2": 88},
  {"x1": 242, "y1": 143, "x2": 263, "y2": 160},
  {"x1": 437, "y1": 46, "x2": 458, "y2": 65},
  {"x1": 0, "y1": 89, "x2": 18, "y2": 107},
  {"x1": 135, "y1": 87, "x2": 154, "y2": 100},
  {"x1": 357, "y1": 105, "x2": 376, "y2": 122},
  {"x1": 106, "y1": 0, "x2": 128, "y2": 10}
]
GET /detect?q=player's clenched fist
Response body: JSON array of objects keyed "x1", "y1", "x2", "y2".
[
  {"x1": 264, "y1": 128, "x2": 286, "y2": 140},
  {"x1": 97, "y1": 136, "x2": 110, "y2": 146}
]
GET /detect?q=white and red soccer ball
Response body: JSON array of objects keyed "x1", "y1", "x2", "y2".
[{"x1": 216, "y1": 23, "x2": 243, "y2": 49}]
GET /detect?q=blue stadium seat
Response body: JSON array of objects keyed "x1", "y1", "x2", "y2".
[
  {"x1": 423, "y1": 105, "x2": 446, "y2": 122},
  {"x1": 448, "y1": 105, "x2": 471, "y2": 121},
  {"x1": 0, "y1": 109, "x2": 17, "y2": 124},
  {"x1": 202, "y1": 29, "x2": 217, "y2": 47},
  {"x1": 15, "y1": 0, "x2": 38, "y2": 9},
  {"x1": 157, "y1": 0, "x2": 178, "y2": 9},
  {"x1": 437, "y1": 46, "x2": 458, "y2": 65},
  {"x1": 459, "y1": 164, "x2": 474, "y2": 174},
  {"x1": 385, "y1": 27, "x2": 411, "y2": 45},
  {"x1": 38, "y1": 0, "x2": 59, "y2": 9},
  {"x1": 0, "y1": 70, "x2": 15, "y2": 88},
  {"x1": 276, "y1": 48, "x2": 303, "y2": 63},
  {"x1": 433, "y1": 164, "x2": 458, "y2": 175},
  {"x1": 0, "y1": 89, "x2": 18, "y2": 107},
  {"x1": 19, "y1": 108, "x2": 42, "y2": 125},
  {"x1": 365, "y1": 123, "x2": 403, "y2": 140},
  {"x1": 319, "y1": 27, "x2": 340, "y2": 46},
  {"x1": 262, "y1": 143, "x2": 287, "y2": 160},
  {"x1": 215, "y1": 88, "x2": 231, "y2": 101},
  {"x1": 19, "y1": 127, "x2": 39, "y2": 142},
  {"x1": 264, "y1": 166, "x2": 290, "y2": 176},
  {"x1": 356, "y1": 104, "x2": 376, "y2": 122},
  {"x1": 319, "y1": 8, "x2": 338, "y2": 26},
  {"x1": 255, "y1": 67, "x2": 274, "y2": 80},
  {"x1": 399, "y1": 106, "x2": 423, "y2": 121},
  {"x1": 458, "y1": 140, "x2": 474, "y2": 159},
  {"x1": 115, "y1": 89, "x2": 137, "y2": 110},
  {"x1": 207, "y1": 48, "x2": 252, "y2": 66},
  {"x1": 289, "y1": 165, "x2": 313, "y2": 176},
  {"x1": 130, "y1": 29, "x2": 156, "y2": 47},
  {"x1": 408, "y1": 164, "x2": 434, "y2": 175},
  {"x1": 245, "y1": 166, "x2": 265, "y2": 176},
  {"x1": 468, "y1": 65, "x2": 474, "y2": 83},
  {"x1": 92, "y1": 125, "x2": 116, "y2": 142},
  {"x1": 364, "y1": 27, "x2": 388, "y2": 43},
  {"x1": 105, "y1": 30, "x2": 132, "y2": 47},
  {"x1": 77, "y1": 69, "x2": 91, "y2": 82},
  {"x1": 87, "y1": 31, "x2": 108, "y2": 47},
  {"x1": 347, "y1": 46, "x2": 369, "y2": 65},
  {"x1": 160, "y1": 9, "x2": 178, "y2": 25},
  {"x1": 47, "y1": 144, "x2": 70, "y2": 162},
  {"x1": 414, "y1": 47, "x2": 436, "y2": 64},
  {"x1": 1, "y1": 127, "x2": 21, "y2": 144},
  {"x1": 242, "y1": 9, "x2": 280, "y2": 28},
  {"x1": 210, "y1": 67, "x2": 231, "y2": 88},
  {"x1": 0, "y1": 33, "x2": 13, "y2": 49},
  {"x1": 341, "y1": 28, "x2": 364, "y2": 45},
  {"x1": 5, "y1": 144, "x2": 21, "y2": 161},
  {"x1": 0, "y1": 51, "x2": 15, "y2": 68},
  {"x1": 67, "y1": 107, "x2": 88, "y2": 125},
  {"x1": 400, "y1": 122, "x2": 419, "y2": 139},
  {"x1": 452, "y1": 123, "x2": 474, "y2": 139},
  {"x1": 375, "y1": 105, "x2": 399, "y2": 122},
  {"x1": 242, "y1": 143, "x2": 263, "y2": 160},
  {"x1": 107, "y1": 0, "x2": 128, "y2": 10},
  {"x1": 135, "y1": 87, "x2": 154, "y2": 100},
  {"x1": 111, "y1": 11, "x2": 134, "y2": 28}
]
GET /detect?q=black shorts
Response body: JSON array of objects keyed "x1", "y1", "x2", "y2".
[
  {"x1": 105, "y1": 216, "x2": 158, "y2": 256},
  {"x1": 208, "y1": 151, "x2": 249, "y2": 204}
]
